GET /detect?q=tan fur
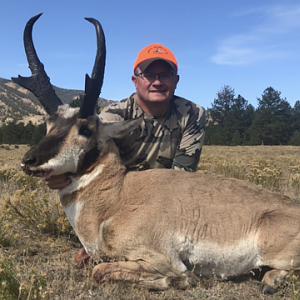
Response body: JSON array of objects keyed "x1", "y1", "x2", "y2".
[
  {"x1": 60, "y1": 142, "x2": 300, "y2": 291},
  {"x1": 23, "y1": 115, "x2": 300, "y2": 292}
]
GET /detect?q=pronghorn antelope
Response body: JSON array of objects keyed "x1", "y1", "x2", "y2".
[{"x1": 14, "y1": 13, "x2": 300, "y2": 294}]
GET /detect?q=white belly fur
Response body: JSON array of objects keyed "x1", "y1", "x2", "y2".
[
  {"x1": 62, "y1": 200, "x2": 111, "y2": 256},
  {"x1": 62, "y1": 201, "x2": 98, "y2": 254},
  {"x1": 168, "y1": 234, "x2": 262, "y2": 278}
]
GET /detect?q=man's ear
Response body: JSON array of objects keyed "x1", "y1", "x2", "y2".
[
  {"x1": 174, "y1": 74, "x2": 180, "y2": 89},
  {"x1": 132, "y1": 75, "x2": 138, "y2": 88}
]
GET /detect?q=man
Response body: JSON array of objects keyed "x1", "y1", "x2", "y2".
[{"x1": 46, "y1": 43, "x2": 205, "y2": 189}]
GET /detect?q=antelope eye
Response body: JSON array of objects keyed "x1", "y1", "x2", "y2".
[{"x1": 79, "y1": 126, "x2": 93, "y2": 137}]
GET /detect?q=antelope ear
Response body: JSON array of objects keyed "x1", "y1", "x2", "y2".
[{"x1": 102, "y1": 115, "x2": 144, "y2": 139}]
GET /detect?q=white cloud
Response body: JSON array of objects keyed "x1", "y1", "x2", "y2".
[
  {"x1": 211, "y1": 4, "x2": 300, "y2": 66},
  {"x1": 229, "y1": 6, "x2": 267, "y2": 18}
]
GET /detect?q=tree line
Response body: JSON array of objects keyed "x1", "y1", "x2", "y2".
[
  {"x1": 0, "y1": 93, "x2": 106, "y2": 146},
  {"x1": 204, "y1": 86, "x2": 300, "y2": 146},
  {"x1": 0, "y1": 121, "x2": 46, "y2": 145},
  {"x1": 0, "y1": 86, "x2": 299, "y2": 146}
]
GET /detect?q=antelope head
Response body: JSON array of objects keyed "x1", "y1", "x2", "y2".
[{"x1": 13, "y1": 14, "x2": 142, "y2": 179}]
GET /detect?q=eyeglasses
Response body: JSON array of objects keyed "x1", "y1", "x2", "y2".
[{"x1": 135, "y1": 72, "x2": 176, "y2": 82}]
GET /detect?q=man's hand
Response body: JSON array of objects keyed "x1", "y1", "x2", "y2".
[{"x1": 45, "y1": 174, "x2": 72, "y2": 189}]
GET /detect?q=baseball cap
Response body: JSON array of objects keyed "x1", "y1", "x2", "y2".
[{"x1": 133, "y1": 43, "x2": 178, "y2": 74}]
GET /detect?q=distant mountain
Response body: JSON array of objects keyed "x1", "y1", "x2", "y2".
[{"x1": 0, "y1": 77, "x2": 115, "y2": 125}]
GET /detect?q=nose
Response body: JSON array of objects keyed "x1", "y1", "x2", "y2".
[{"x1": 152, "y1": 74, "x2": 163, "y2": 84}]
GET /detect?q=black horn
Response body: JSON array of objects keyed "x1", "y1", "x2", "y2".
[
  {"x1": 79, "y1": 18, "x2": 106, "y2": 119},
  {"x1": 11, "y1": 13, "x2": 63, "y2": 115}
]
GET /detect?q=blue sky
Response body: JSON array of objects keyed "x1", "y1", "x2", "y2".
[{"x1": 0, "y1": 0, "x2": 299, "y2": 110}]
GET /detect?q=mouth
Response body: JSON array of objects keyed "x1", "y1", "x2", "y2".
[
  {"x1": 21, "y1": 164, "x2": 52, "y2": 178},
  {"x1": 150, "y1": 90, "x2": 166, "y2": 94}
]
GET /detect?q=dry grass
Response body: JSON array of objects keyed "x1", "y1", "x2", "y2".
[
  {"x1": 0, "y1": 144, "x2": 300, "y2": 299},
  {"x1": 199, "y1": 145, "x2": 300, "y2": 202}
]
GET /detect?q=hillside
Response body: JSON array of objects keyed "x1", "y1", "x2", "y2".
[{"x1": 0, "y1": 77, "x2": 115, "y2": 125}]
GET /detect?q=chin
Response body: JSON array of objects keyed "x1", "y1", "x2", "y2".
[
  {"x1": 148, "y1": 98, "x2": 168, "y2": 103},
  {"x1": 148, "y1": 94, "x2": 170, "y2": 103}
]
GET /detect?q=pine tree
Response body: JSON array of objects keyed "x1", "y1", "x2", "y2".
[
  {"x1": 21, "y1": 121, "x2": 35, "y2": 144},
  {"x1": 249, "y1": 87, "x2": 292, "y2": 145},
  {"x1": 227, "y1": 95, "x2": 255, "y2": 145},
  {"x1": 31, "y1": 123, "x2": 46, "y2": 145},
  {"x1": 289, "y1": 100, "x2": 300, "y2": 145},
  {"x1": 210, "y1": 85, "x2": 235, "y2": 124},
  {"x1": 207, "y1": 85, "x2": 235, "y2": 145},
  {"x1": 206, "y1": 86, "x2": 254, "y2": 145}
]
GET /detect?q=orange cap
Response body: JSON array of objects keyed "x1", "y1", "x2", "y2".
[{"x1": 133, "y1": 43, "x2": 178, "y2": 73}]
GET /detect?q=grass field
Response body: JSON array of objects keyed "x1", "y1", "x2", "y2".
[{"x1": 1, "y1": 144, "x2": 300, "y2": 299}]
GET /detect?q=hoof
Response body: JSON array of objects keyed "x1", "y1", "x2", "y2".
[
  {"x1": 170, "y1": 271, "x2": 200, "y2": 289},
  {"x1": 75, "y1": 248, "x2": 90, "y2": 267},
  {"x1": 92, "y1": 267, "x2": 104, "y2": 284},
  {"x1": 261, "y1": 284, "x2": 276, "y2": 294}
]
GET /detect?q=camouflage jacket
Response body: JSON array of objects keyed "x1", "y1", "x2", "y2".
[{"x1": 99, "y1": 93, "x2": 205, "y2": 171}]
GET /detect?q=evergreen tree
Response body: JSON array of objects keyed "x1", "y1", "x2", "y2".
[
  {"x1": 289, "y1": 100, "x2": 300, "y2": 145},
  {"x1": 31, "y1": 123, "x2": 46, "y2": 145},
  {"x1": 0, "y1": 121, "x2": 45, "y2": 145},
  {"x1": 291, "y1": 100, "x2": 300, "y2": 131},
  {"x1": 207, "y1": 85, "x2": 235, "y2": 145},
  {"x1": 241, "y1": 104, "x2": 255, "y2": 145},
  {"x1": 227, "y1": 95, "x2": 255, "y2": 145},
  {"x1": 1, "y1": 122, "x2": 24, "y2": 144},
  {"x1": 204, "y1": 121, "x2": 225, "y2": 145},
  {"x1": 289, "y1": 130, "x2": 300, "y2": 146},
  {"x1": 249, "y1": 87, "x2": 292, "y2": 145},
  {"x1": 231, "y1": 130, "x2": 242, "y2": 146},
  {"x1": 21, "y1": 121, "x2": 35, "y2": 144},
  {"x1": 206, "y1": 86, "x2": 254, "y2": 145},
  {"x1": 70, "y1": 94, "x2": 84, "y2": 108},
  {"x1": 210, "y1": 85, "x2": 235, "y2": 124}
]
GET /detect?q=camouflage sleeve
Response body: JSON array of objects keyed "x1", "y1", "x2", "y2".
[
  {"x1": 99, "y1": 102, "x2": 126, "y2": 122},
  {"x1": 172, "y1": 105, "x2": 205, "y2": 172}
]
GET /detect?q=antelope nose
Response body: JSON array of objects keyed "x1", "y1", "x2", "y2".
[{"x1": 23, "y1": 157, "x2": 37, "y2": 166}]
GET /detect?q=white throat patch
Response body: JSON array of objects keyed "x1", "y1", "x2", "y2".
[
  {"x1": 58, "y1": 164, "x2": 105, "y2": 197},
  {"x1": 63, "y1": 201, "x2": 83, "y2": 230}
]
